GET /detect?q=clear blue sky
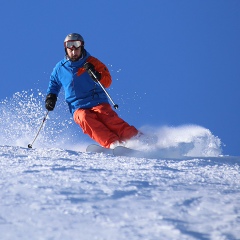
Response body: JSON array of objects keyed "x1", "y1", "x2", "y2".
[{"x1": 0, "y1": 0, "x2": 239, "y2": 155}]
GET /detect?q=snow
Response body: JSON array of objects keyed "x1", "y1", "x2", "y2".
[
  {"x1": 0, "y1": 91, "x2": 240, "y2": 239},
  {"x1": 0, "y1": 146, "x2": 239, "y2": 240}
]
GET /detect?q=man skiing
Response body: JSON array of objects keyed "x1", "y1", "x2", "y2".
[{"x1": 45, "y1": 33, "x2": 139, "y2": 149}]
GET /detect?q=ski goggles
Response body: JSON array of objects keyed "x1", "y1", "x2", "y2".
[{"x1": 64, "y1": 40, "x2": 82, "y2": 49}]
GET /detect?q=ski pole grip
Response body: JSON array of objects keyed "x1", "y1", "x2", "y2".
[{"x1": 83, "y1": 62, "x2": 100, "y2": 81}]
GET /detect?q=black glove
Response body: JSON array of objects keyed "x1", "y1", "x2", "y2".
[
  {"x1": 83, "y1": 62, "x2": 101, "y2": 81},
  {"x1": 45, "y1": 93, "x2": 57, "y2": 111}
]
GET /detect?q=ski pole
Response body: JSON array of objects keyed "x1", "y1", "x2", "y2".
[
  {"x1": 85, "y1": 66, "x2": 119, "y2": 109},
  {"x1": 28, "y1": 111, "x2": 49, "y2": 148}
]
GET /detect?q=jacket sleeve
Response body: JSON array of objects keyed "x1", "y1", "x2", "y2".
[
  {"x1": 47, "y1": 66, "x2": 62, "y2": 96},
  {"x1": 77, "y1": 56, "x2": 112, "y2": 88}
]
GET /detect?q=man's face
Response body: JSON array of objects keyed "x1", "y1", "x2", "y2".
[
  {"x1": 65, "y1": 40, "x2": 82, "y2": 62},
  {"x1": 66, "y1": 47, "x2": 82, "y2": 62}
]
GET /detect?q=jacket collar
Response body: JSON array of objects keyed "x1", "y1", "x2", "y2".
[{"x1": 64, "y1": 50, "x2": 90, "y2": 67}]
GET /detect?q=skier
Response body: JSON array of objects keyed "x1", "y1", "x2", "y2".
[{"x1": 45, "y1": 33, "x2": 140, "y2": 149}]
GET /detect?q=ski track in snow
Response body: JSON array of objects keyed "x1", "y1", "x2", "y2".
[{"x1": 0, "y1": 145, "x2": 239, "y2": 240}]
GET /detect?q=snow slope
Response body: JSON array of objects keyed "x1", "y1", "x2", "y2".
[
  {"x1": 0, "y1": 145, "x2": 239, "y2": 240},
  {"x1": 0, "y1": 91, "x2": 239, "y2": 239}
]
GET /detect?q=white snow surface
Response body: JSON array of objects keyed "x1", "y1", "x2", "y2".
[
  {"x1": 0, "y1": 91, "x2": 240, "y2": 239},
  {"x1": 0, "y1": 146, "x2": 240, "y2": 240}
]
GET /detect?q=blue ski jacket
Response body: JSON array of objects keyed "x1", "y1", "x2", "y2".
[{"x1": 47, "y1": 50, "x2": 112, "y2": 115}]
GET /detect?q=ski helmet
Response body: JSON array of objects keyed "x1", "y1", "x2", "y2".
[{"x1": 64, "y1": 33, "x2": 84, "y2": 47}]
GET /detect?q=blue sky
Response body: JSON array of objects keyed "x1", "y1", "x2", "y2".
[{"x1": 0, "y1": 0, "x2": 239, "y2": 155}]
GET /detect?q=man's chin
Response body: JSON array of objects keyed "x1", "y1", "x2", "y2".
[{"x1": 70, "y1": 57, "x2": 80, "y2": 62}]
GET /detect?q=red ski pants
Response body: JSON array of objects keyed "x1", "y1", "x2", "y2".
[{"x1": 73, "y1": 103, "x2": 138, "y2": 148}]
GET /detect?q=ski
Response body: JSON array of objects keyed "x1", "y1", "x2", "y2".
[
  {"x1": 86, "y1": 144, "x2": 113, "y2": 154},
  {"x1": 86, "y1": 144, "x2": 145, "y2": 158},
  {"x1": 113, "y1": 146, "x2": 145, "y2": 158}
]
